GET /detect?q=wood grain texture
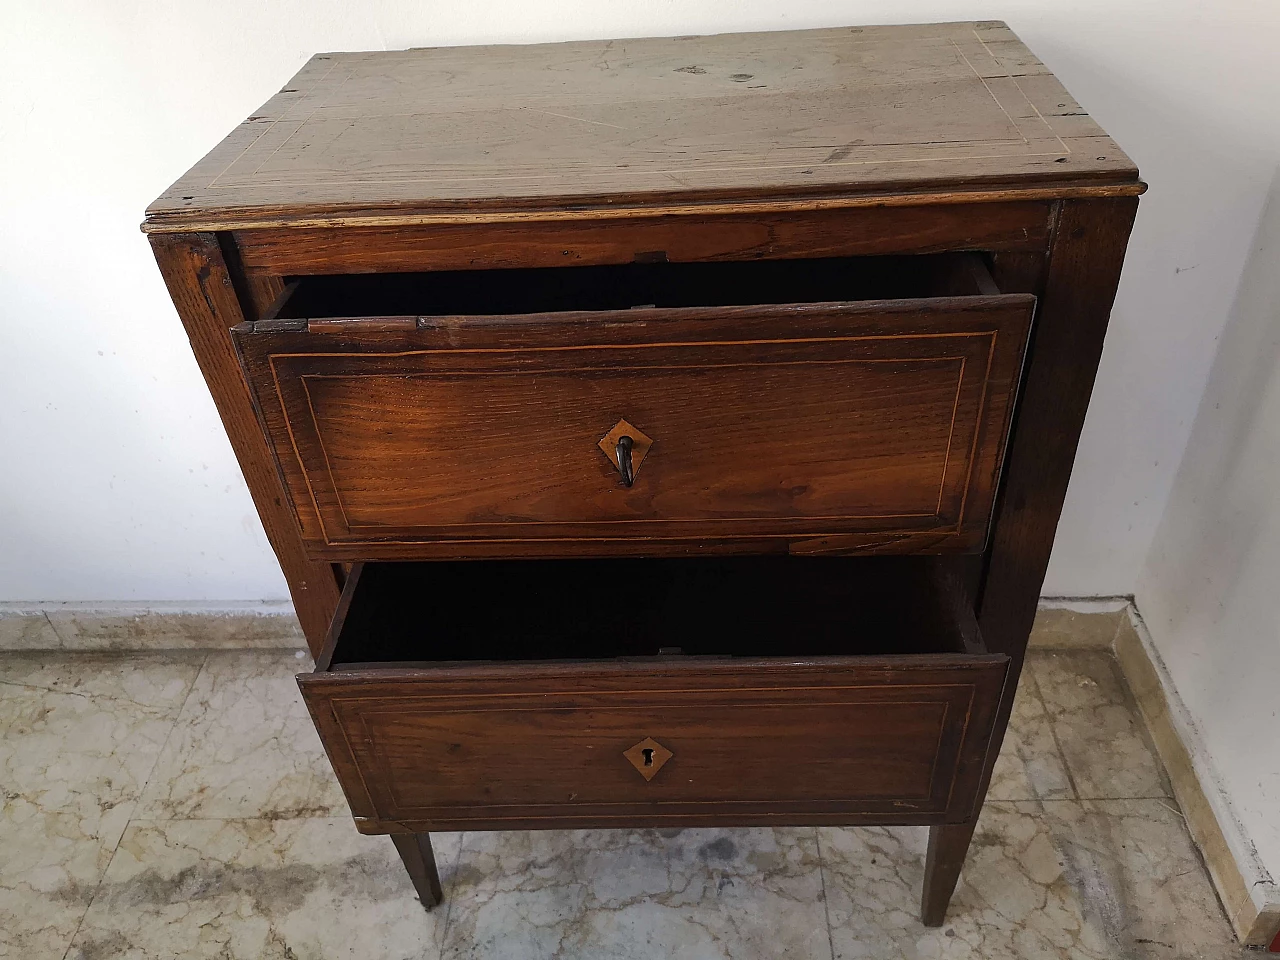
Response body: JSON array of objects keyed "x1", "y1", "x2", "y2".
[
  {"x1": 145, "y1": 22, "x2": 1140, "y2": 232},
  {"x1": 234, "y1": 294, "x2": 1033, "y2": 559},
  {"x1": 301, "y1": 657, "x2": 1007, "y2": 832},
  {"x1": 300, "y1": 556, "x2": 1005, "y2": 832},
  {"x1": 149, "y1": 234, "x2": 342, "y2": 655},
  {"x1": 233, "y1": 202, "x2": 1053, "y2": 276}
]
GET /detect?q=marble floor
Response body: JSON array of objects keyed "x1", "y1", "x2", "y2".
[{"x1": 0, "y1": 645, "x2": 1254, "y2": 960}]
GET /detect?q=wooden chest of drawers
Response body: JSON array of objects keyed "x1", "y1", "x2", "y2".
[{"x1": 146, "y1": 21, "x2": 1142, "y2": 927}]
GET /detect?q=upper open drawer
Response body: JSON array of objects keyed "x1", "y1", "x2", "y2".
[{"x1": 233, "y1": 253, "x2": 1034, "y2": 560}]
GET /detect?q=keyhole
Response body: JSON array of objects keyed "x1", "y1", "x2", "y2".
[{"x1": 641, "y1": 747, "x2": 655, "y2": 767}]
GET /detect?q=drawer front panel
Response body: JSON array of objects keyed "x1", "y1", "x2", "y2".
[
  {"x1": 236, "y1": 299, "x2": 1032, "y2": 558},
  {"x1": 300, "y1": 656, "x2": 1008, "y2": 831}
]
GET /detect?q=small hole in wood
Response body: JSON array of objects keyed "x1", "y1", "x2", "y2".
[{"x1": 642, "y1": 748, "x2": 655, "y2": 767}]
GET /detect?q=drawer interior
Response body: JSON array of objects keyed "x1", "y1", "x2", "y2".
[
  {"x1": 321, "y1": 556, "x2": 983, "y2": 670},
  {"x1": 276, "y1": 252, "x2": 998, "y2": 319}
]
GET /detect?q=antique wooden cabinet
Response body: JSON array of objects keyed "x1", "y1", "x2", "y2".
[{"x1": 145, "y1": 22, "x2": 1142, "y2": 925}]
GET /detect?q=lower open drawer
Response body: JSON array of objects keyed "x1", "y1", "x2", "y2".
[{"x1": 300, "y1": 557, "x2": 1008, "y2": 833}]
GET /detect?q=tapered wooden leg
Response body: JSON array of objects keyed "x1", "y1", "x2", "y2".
[
  {"x1": 391, "y1": 832, "x2": 444, "y2": 909},
  {"x1": 921, "y1": 820, "x2": 977, "y2": 926}
]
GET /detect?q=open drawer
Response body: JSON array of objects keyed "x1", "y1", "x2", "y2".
[
  {"x1": 233, "y1": 253, "x2": 1034, "y2": 560},
  {"x1": 300, "y1": 556, "x2": 1009, "y2": 833}
]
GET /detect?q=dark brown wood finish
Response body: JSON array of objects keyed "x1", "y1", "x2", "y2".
[
  {"x1": 300, "y1": 558, "x2": 1007, "y2": 832},
  {"x1": 148, "y1": 21, "x2": 1142, "y2": 928},
  {"x1": 978, "y1": 199, "x2": 1141, "y2": 659},
  {"x1": 389, "y1": 833, "x2": 444, "y2": 909},
  {"x1": 233, "y1": 281, "x2": 1033, "y2": 559},
  {"x1": 922, "y1": 819, "x2": 980, "y2": 926},
  {"x1": 305, "y1": 656, "x2": 1007, "y2": 833},
  {"x1": 149, "y1": 234, "x2": 342, "y2": 653},
  {"x1": 232, "y1": 202, "x2": 1053, "y2": 277},
  {"x1": 919, "y1": 197, "x2": 1140, "y2": 922}
]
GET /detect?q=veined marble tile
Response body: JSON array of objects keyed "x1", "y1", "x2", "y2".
[
  {"x1": 65, "y1": 818, "x2": 459, "y2": 960},
  {"x1": 0, "y1": 651, "x2": 203, "y2": 705},
  {"x1": 1029, "y1": 651, "x2": 1172, "y2": 800},
  {"x1": 441, "y1": 827, "x2": 832, "y2": 960},
  {"x1": 136, "y1": 650, "x2": 346, "y2": 820},
  {"x1": 0, "y1": 653, "x2": 201, "y2": 960},
  {"x1": 987, "y1": 669, "x2": 1074, "y2": 802},
  {"x1": 819, "y1": 799, "x2": 1250, "y2": 960},
  {"x1": 1058, "y1": 800, "x2": 1248, "y2": 958}
]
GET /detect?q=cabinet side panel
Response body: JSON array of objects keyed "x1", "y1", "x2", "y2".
[
  {"x1": 919, "y1": 196, "x2": 1138, "y2": 926},
  {"x1": 150, "y1": 232, "x2": 342, "y2": 654},
  {"x1": 979, "y1": 197, "x2": 1139, "y2": 657}
]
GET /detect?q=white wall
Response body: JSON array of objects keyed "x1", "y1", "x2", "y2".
[
  {"x1": 2, "y1": 0, "x2": 1279, "y2": 600},
  {"x1": 1137, "y1": 167, "x2": 1280, "y2": 907}
]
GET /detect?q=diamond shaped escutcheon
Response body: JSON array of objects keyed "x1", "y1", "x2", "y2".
[
  {"x1": 599, "y1": 419, "x2": 654, "y2": 480},
  {"x1": 623, "y1": 737, "x2": 672, "y2": 781}
]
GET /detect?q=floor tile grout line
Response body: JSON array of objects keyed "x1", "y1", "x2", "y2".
[
  {"x1": 996, "y1": 797, "x2": 1178, "y2": 806},
  {"x1": 1103, "y1": 640, "x2": 1182, "y2": 799},
  {"x1": 93, "y1": 814, "x2": 352, "y2": 824},
  {"x1": 437, "y1": 831, "x2": 466, "y2": 956},
  {"x1": 59, "y1": 805, "x2": 136, "y2": 960},
  {"x1": 1032, "y1": 647, "x2": 1180, "y2": 807},
  {"x1": 58, "y1": 650, "x2": 211, "y2": 960},
  {"x1": 1002, "y1": 680, "x2": 1051, "y2": 803},
  {"x1": 1149, "y1": 789, "x2": 1240, "y2": 936},
  {"x1": 131, "y1": 651, "x2": 213, "y2": 817},
  {"x1": 41, "y1": 609, "x2": 67, "y2": 646},
  {"x1": 1024, "y1": 655, "x2": 1084, "y2": 801},
  {"x1": 813, "y1": 826, "x2": 838, "y2": 960}
]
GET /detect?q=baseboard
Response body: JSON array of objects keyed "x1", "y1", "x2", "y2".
[
  {"x1": 1028, "y1": 596, "x2": 1129, "y2": 649},
  {"x1": 0, "y1": 601, "x2": 305, "y2": 650},
  {"x1": 1113, "y1": 605, "x2": 1280, "y2": 947}
]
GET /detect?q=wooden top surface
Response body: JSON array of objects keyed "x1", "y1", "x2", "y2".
[{"x1": 145, "y1": 22, "x2": 1141, "y2": 232}]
